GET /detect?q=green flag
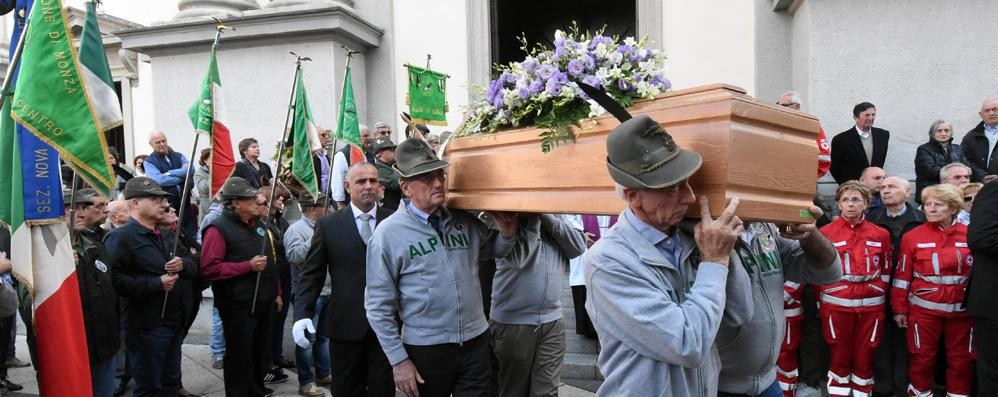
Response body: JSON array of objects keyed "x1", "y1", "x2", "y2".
[
  {"x1": 290, "y1": 69, "x2": 321, "y2": 197},
  {"x1": 407, "y1": 65, "x2": 448, "y2": 125},
  {"x1": 11, "y1": 0, "x2": 114, "y2": 195},
  {"x1": 335, "y1": 66, "x2": 364, "y2": 164},
  {"x1": 79, "y1": 0, "x2": 123, "y2": 131},
  {"x1": 0, "y1": 97, "x2": 22, "y2": 228}
]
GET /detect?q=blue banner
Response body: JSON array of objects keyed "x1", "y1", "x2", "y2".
[
  {"x1": 10, "y1": 0, "x2": 62, "y2": 220},
  {"x1": 18, "y1": 128, "x2": 63, "y2": 220}
]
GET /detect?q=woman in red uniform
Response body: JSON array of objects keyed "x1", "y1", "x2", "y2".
[
  {"x1": 818, "y1": 181, "x2": 893, "y2": 397},
  {"x1": 891, "y1": 183, "x2": 974, "y2": 397}
]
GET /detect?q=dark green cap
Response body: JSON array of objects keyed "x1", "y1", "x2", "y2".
[
  {"x1": 606, "y1": 115, "x2": 703, "y2": 189},
  {"x1": 220, "y1": 177, "x2": 258, "y2": 199},
  {"x1": 71, "y1": 188, "x2": 103, "y2": 205},
  {"x1": 372, "y1": 138, "x2": 397, "y2": 154},
  {"x1": 392, "y1": 138, "x2": 449, "y2": 178},
  {"x1": 123, "y1": 176, "x2": 172, "y2": 199}
]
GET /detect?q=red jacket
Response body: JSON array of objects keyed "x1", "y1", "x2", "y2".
[
  {"x1": 891, "y1": 222, "x2": 972, "y2": 316},
  {"x1": 817, "y1": 127, "x2": 831, "y2": 178},
  {"x1": 783, "y1": 280, "x2": 804, "y2": 318},
  {"x1": 818, "y1": 217, "x2": 893, "y2": 312}
]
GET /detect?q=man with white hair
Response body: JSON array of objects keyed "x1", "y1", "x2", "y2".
[
  {"x1": 104, "y1": 200, "x2": 131, "y2": 231},
  {"x1": 866, "y1": 176, "x2": 925, "y2": 395},
  {"x1": 143, "y1": 131, "x2": 195, "y2": 236},
  {"x1": 331, "y1": 124, "x2": 375, "y2": 208},
  {"x1": 940, "y1": 162, "x2": 972, "y2": 187},
  {"x1": 961, "y1": 97, "x2": 998, "y2": 182}
]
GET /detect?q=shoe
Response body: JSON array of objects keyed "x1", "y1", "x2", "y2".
[
  {"x1": 315, "y1": 375, "x2": 332, "y2": 386},
  {"x1": 794, "y1": 383, "x2": 823, "y2": 397},
  {"x1": 275, "y1": 357, "x2": 296, "y2": 369},
  {"x1": 263, "y1": 368, "x2": 288, "y2": 384},
  {"x1": 299, "y1": 382, "x2": 325, "y2": 396},
  {"x1": 264, "y1": 387, "x2": 274, "y2": 397},
  {"x1": 178, "y1": 388, "x2": 201, "y2": 397},
  {"x1": 211, "y1": 356, "x2": 223, "y2": 369},
  {"x1": 0, "y1": 380, "x2": 20, "y2": 392},
  {"x1": 3, "y1": 358, "x2": 29, "y2": 368}
]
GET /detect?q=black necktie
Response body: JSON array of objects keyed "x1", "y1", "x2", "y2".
[{"x1": 427, "y1": 214, "x2": 444, "y2": 240}]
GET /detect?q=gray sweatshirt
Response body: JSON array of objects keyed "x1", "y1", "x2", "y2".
[
  {"x1": 716, "y1": 222, "x2": 842, "y2": 395},
  {"x1": 584, "y1": 210, "x2": 753, "y2": 397},
  {"x1": 490, "y1": 214, "x2": 587, "y2": 325},
  {"x1": 365, "y1": 204, "x2": 517, "y2": 366}
]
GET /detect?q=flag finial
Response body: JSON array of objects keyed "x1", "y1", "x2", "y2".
[
  {"x1": 290, "y1": 51, "x2": 312, "y2": 65},
  {"x1": 211, "y1": 17, "x2": 234, "y2": 33}
]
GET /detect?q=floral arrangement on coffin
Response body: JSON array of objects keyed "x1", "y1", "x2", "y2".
[{"x1": 458, "y1": 25, "x2": 672, "y2": 152}]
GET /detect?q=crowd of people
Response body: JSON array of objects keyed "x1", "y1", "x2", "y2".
[{"x1": 0, "y1": 92, "x2": 995, "y2": 397}]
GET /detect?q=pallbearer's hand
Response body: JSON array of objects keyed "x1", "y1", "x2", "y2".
[
  {"x1": 393, "y1": 359, "x2": 424, "y2": 397},
  {"x1": 694, "y1": 196, "x2": 743, "y2": 266},
  {"x1": 165, "y1": 257, "x2": 183, "y2": 273}
]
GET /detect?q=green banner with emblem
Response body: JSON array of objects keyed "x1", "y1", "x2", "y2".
[{"x1": 406, "y1": 65, "x2": 448, "y2": 126}]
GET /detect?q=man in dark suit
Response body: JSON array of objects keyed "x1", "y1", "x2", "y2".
[
  {"x1": 830, "y1": 102, "x2": 890, "y2": 184},
  {"x1": 967, "y1": 180, "x2": 998, "y2": 395},
  {"x1": 292, "y1": 162, "x2": 394, "y2": 397}
]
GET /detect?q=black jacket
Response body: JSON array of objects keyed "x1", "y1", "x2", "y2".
[
  {"x1": 206, "y1": 211, "x2": 279, "y2": 309},
  {"x1": 293, "y1": 205, "x2": 393, "y2": 341},
  {"x1": 75, "y1": 229, "x2": 121, "y2": 361},
  {"x1": 867, "y1": 202, "x2": 926, "y2": 265},
  {"x1": 967, "y1": 181, "x2": 998, "y2": 319},
  {"x1": 105, "y1": 219, "x2": 199, "y2": 329},
  {"x1": 830, "y1": 127, "x2": 890, "y2": 184},
  {"x1": 914, "y1": 139, "x2": 966, "y2": 202},
  {"x1": 961, "y1": 121, "x2": 998, "y2": 182},
  {"x1": 375, "y1": 159, "x2": 403, "y2": 211},
  {"x1": 232, "y1": 159, "x2": 274, "y2": 189}
]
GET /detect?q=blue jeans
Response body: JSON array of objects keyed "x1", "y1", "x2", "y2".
[
  {"x1": 91, "y1": 355, "x2": 117, "y2": 397},
  {"x1": 295, "y1": 295, "x2": 331, "y2": 384},
  {"x1": 210, "y1": 307, "x2": 225, "y2": 358},
  {"x1": 126, "y1": 325, "x2": 184, "y2": 397}
]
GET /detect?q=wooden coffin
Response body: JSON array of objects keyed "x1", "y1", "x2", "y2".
[{"x1": 444, "y1": 84, "x2": 820, "y2": 223}]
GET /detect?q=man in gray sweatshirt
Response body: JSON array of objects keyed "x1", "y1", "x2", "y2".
[
  {"x1": 490, "y1": 213, "x2": 586, "y2": 396},
  {"x1": 365, "y1": 138, "x2": 521, "y2": 397},
  {"x1": 585, "y1": 115, "x2": 754, "y2": 397},
  {"x1": 715, "y1": 221, "x2": 842, "y2": 397}
]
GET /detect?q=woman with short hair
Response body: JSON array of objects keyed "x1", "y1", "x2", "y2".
[
  {"x1": 914, "y1": 119, "x2": 967, "y2": 202},
  {"x1": 891, "y1": 184, "x2": 974, "y2": 397},
  {"x1": 818, "y1": 181, "x2": 893, "y2": 397}
]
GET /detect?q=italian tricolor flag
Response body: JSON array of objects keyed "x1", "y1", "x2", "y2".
[
  {"x1": 79, "y1": 0, "x2": 123, "y2": 132},
  {"x1": 188, "y1": 38, "x2": 235, "y2": 197}
]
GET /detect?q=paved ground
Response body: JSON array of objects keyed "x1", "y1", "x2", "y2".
[{"x1": 3, "y1": 336, "x2": 595, "y2": 396}]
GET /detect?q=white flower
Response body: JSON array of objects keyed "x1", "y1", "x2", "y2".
[
  {"x1": 554, "y1": 30, "x2": 566, "y2": 41},
  {"x1": 594, "y1": 67, "x2": 611, "y2": 82},
  {"x1": 638, "y1": 60, "x2": 657, "y2": 74},
  {"x1": 636, "y1": 81, "x2": 657, "y2": 97},
  {"x1": 587, "y1": 99, "x2": 607, "y2": 117},
  {"x1": 623, "y1": 37, "x2": 637, "y2": 47}
]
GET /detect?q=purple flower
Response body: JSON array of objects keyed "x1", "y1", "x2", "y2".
[
  {"x1": 567, "y1": 60, "x2": 584, "y2": 77},
  {"x1": 528, "y1": 79, "x2": 544, "y2": 95},
  {"x1": 649, "y1": 74, "x2": 671, "y2": 90},
  {"x1": 516, "y1": 86, "x2": 530, "y2": 99},
  {"x1": 553, "y1": 45, "x2": 566, "y2": 61},
  {"x1": 589, "y1": 35, "x2": 613, "y2": 50},
  {"x1": 582, "y1": 54, "x2": 596, "y2": 70},
  {"x1": 535, "y1": 65, "x2": 556, "y2": 80},
  {"x1": 546, "y1": 72, "x2": 568, "y2": 96},
  {"x1": 485, "y1": 79, "x2": 502, "y2": 104},
  {"x1": 492, "y1": 93, "x2": 504, "y2": 110},
  {"x1": 520, "y1": 59, "x2": 539, "y2": 73},
  {"x1": 581, "y1": 75, "x2": 602, "y2": 89},
  {"x1": 617, "y1": 79, "x2": 634, "y2": 92}
]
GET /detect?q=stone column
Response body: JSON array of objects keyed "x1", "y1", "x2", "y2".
[
  {"x1": 263, "y1": 0, "x2": 353, "y2": 9},
  {"x1": 174, "y1": 0, "x2": 261, "y2": 20}
]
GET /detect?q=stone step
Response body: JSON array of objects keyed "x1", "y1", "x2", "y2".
[
  {"x1": 562, "y1": 352, "x2": 603, "y2": 381},
  {"x1": 565, "y1": 333, "x2": 600, "y2": 355}
]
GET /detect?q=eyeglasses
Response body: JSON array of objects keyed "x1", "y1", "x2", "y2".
[
  {"x1": 964, "y1": 196, "x2": 974, "y2": 202},
  {"x1": 256, "y1": 201, "x2": 268, "y2": 206}
]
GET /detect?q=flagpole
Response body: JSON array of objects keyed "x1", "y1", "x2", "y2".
[
  {"x1": 0, "y1": 21, "x2": 29, "y2": 104},
  {"x1": 323, "y1": 45, "x2": 359, "y2": 214},
  {"x1": 250, "y1": 53, "x2": 307, "y2": 314},
  {"x1": 161, "y1": 22, "x2": 229, "y2": 318}
]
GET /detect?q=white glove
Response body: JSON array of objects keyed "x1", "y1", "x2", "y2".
[{"x1": 292, "y1": 318, "x2": 316, "y2": 349}]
